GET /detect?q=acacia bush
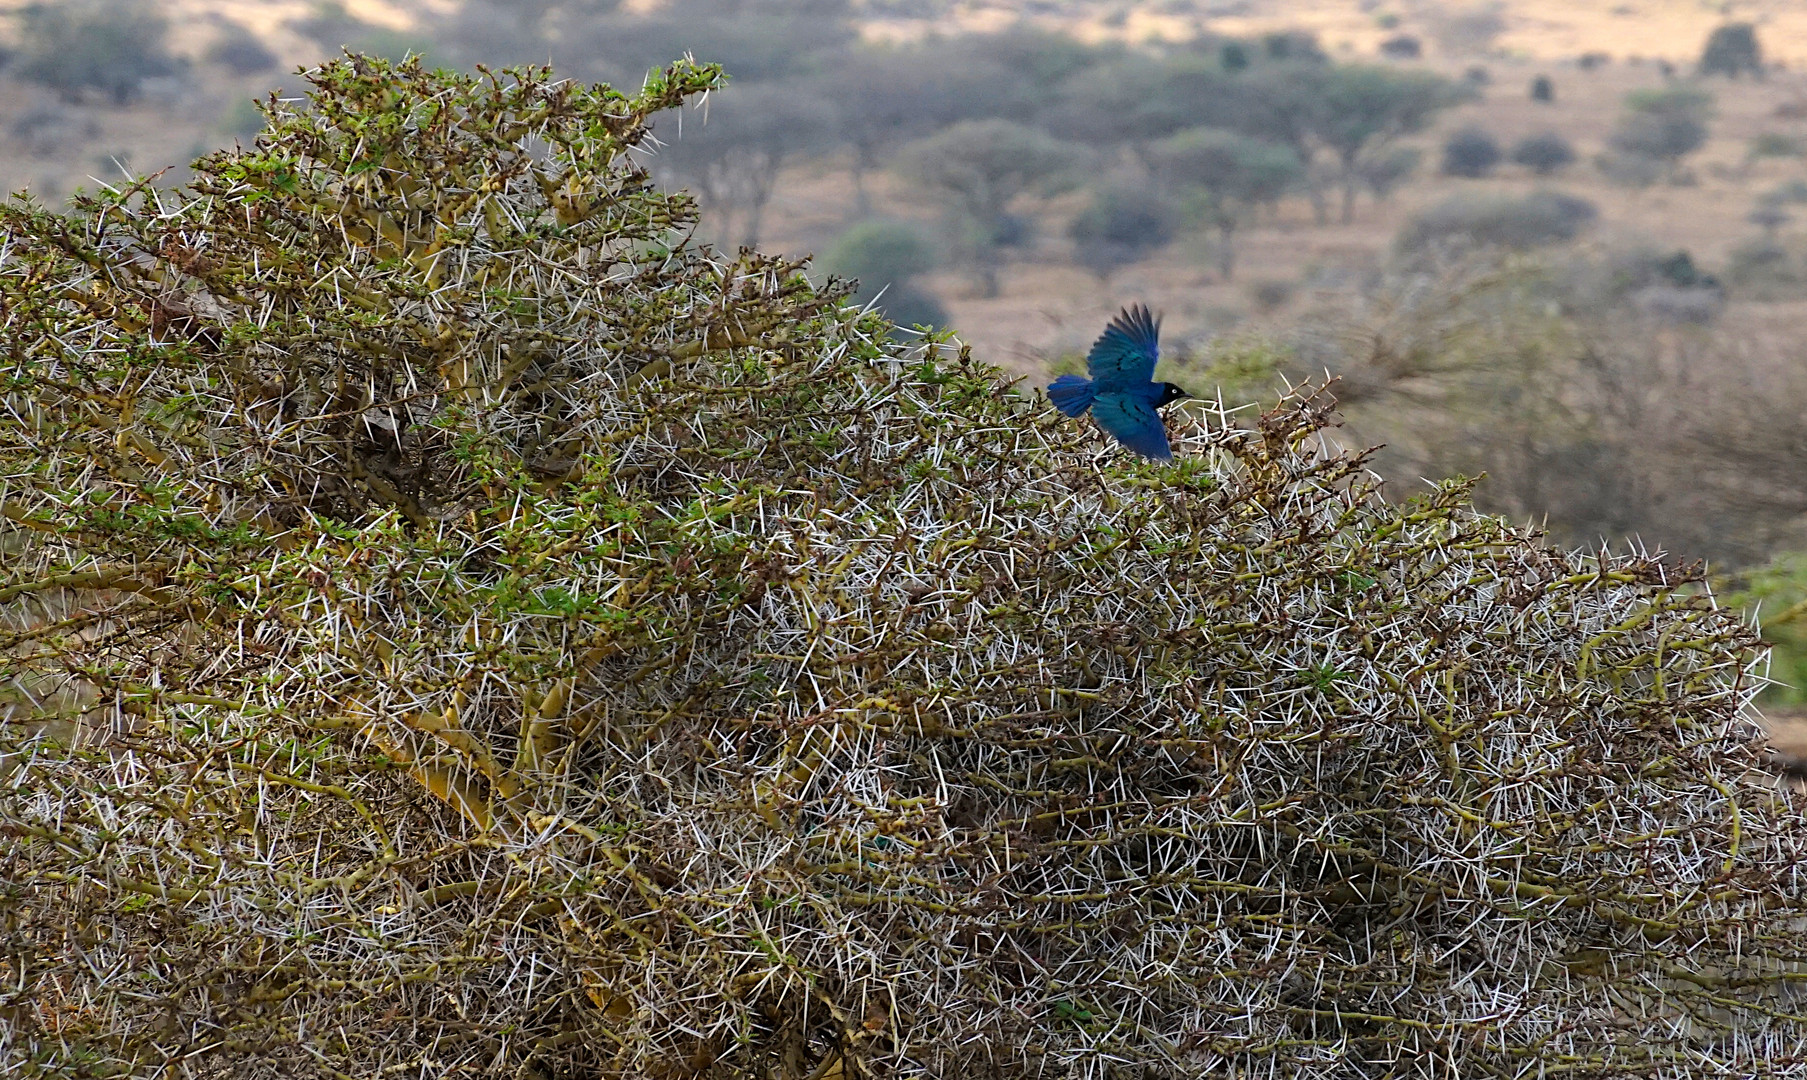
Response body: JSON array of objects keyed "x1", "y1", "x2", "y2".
[
  {"x1": 1700, "y1": 23, "x2": 1763, "y2": 79},
  {"x1": 1610, "y1": 85, "x2": 1714, "y2": 183},
  {"x1": 1512, "y1": 131, "x2": 1576, "y2": 175},
  {"x1": 1398, "y1": 189, "x2": 1597, "y2": 252},
  {"x1": 4, "y1": 56, "x2": 1807, "y2": 1080},
  {"x1": 1068, "y1": 182, "x2": 1177, "y2": 279},
  {"x1": 1441, "y1": 125, "x2": 1502, "y2": 177}
]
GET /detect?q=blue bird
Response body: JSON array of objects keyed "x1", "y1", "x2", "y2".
[{"x1": 1047, "y1": 304, "x2": 1190, "y2": 460}]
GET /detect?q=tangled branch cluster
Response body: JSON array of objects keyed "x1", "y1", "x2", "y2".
[{"x1": 3, "y1": 56, "x2": 1805, "y2": 1079}]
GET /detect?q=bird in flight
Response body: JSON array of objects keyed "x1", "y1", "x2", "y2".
[{"x1": 1047, "y1": 304, "x2": 1190, "y2": 460}]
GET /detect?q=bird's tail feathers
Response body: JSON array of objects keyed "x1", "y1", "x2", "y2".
[{"x1": 1047, "y1": 374, "x2": 1095, "y2": 418}]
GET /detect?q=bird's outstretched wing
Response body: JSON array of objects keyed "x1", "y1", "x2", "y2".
[
  {"x1": 1091, "y1": 392, "x2": 1172, "y2": 460},
  {"x1": 1085, "y1": 303, "x2": 1161, "y2": 390}
]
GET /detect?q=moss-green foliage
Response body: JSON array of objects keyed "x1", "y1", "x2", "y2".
[
  {"x1": 1727, "y1": 551, "x2": 1807, "y2": 705},
  {"x1": 3, "y1": 56, "x2": 1806, "y2": 1080}
]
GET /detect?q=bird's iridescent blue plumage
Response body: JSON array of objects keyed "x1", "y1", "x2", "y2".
[
  {"x1": 1090, "y1": 391, "x2": 1171, "y2": 459},
  {"x1": 1047, "y1": 373, "x2": 1094, "y2": 417},
  {"x1": 1086, "y1": 303, "x2": 1160, "y2": 389},
  {"x1": 1046, "y1": 304, "x2": 1187, "y2": 460}
]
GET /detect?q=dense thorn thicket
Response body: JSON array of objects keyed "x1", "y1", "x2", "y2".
[{"x1": 2, "y1": 55, "x2": 1805, "y2": 1080}]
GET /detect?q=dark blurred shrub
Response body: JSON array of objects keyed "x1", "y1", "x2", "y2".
[
  {"x1": 1358, "y1": 145, "x2": 1421, "y2": 200},
  {"x1": 1068, "y1": 183, "x2": 1178, "y2": 280},
  {"x1": 1379, "y1": 35, "x2": 1422, "y2": 60},
  {"x1": 1579, "y1": 246, "x2": 1721, "y2": 313},
  {"x1": 1511, "y1": 131, "x2": 1576, "y2": 175},
  {"x1": 1750, "y1": 203, "x2": 1791, "y2": 238},
  {"x1": 868, "y1": 282, "x2": 949, "y2": 332},
  {"x1": 1246, "y1": 278, "x2": 1295, "y2": 312},
  {"x1": 1748, "y1": 131, "x2": 1803, "y2": 161},
  {"x1": 1699, "y1": 23, "x2": 1762, "y2": 78},
  {"x1": 1725, "y1": 238, "x2": 1800, "y2": 294},
  {"x1": 1220, "y1": 40, "x2": 1250, "y2": 70},
  {"x1": 1577, "y1": 51, "x2": 1611, "y2": 70},
  {"x1": 1263, "y1": 31, "x2": 1326, "y2": 62},
  {"x1": 348, "y1": 29, "x2": 437, "y2": 64},
  {"x1": 1630, "y1": 284, "x2": 1722, "y2": 324},
  {"x1": 821, "y1": 220, "x2": 947, "y2": 331},
  {"x1": 1531, "y1": 74, "x2": 1554, "y2": 101},
  {"x1": 292, "y1": 2, "x2": 436, "y2": 64},
  {"x1": 821, "y1": 219, "x2": 937, "y2": 290},
  {"x1": 1657, "y1": 250, "x2": 1714, "y2": 288},
  {"x1": 291, "y1": 0, "x2": 360, "y2": 47},
  {"x1": 1579, "y1": 247, "x2": 1725, "y2": 324},
  {"x1": 1609, "y1": 84, "x2": 1712, "y2": 181},
  {"x1": 1374, "y1": 12, "x2": 1401, "y2": 29},
  {"x1": 15, "y1": 0, "x2": 180, "y2": 105},
  {"x1": 991, "y1": 213, "x2": 1036, "y2": 250},
  {"x1": 1768, "y1": 179, "x2": 1807, "y2": 204},
  {"x1": 1398, "y1": 190, "x2": 1597, "y2": 252},
  {"x1": 1463, "y1": 64, "x2": 1491, "y2": 85},
  {"x1": 1441, "y1": 126, "x2": 1501, "y2": 177},
  {"x1": 206, "y1": 21, "x2": 278, "y2": 75},
  {"x1": 433, "y1": 0, "x2": 594, "y2": 73}
]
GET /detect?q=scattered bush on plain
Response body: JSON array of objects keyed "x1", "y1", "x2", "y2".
[
  {"x1": 1511, "y1": 131, "x2": 1576, "y2": 175},
  {"x1": 1441, "y1": 125, "x2": 1502, "y2": 177},
  {"x1": 1398, "y1": 189, "x2": 1597, "y2": 252}
]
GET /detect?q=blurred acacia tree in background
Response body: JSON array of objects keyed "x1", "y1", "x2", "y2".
[
  {"x1": 818, "y1": 50, "x2": 1024, "y2": 217},
  {"x1": 13, "y1": 0, "x2": 180, "y2": 104},
  {"x1": 1355, "y1": 145, "x2": 1422, "y2": 201},
  {"x1": 1150, "y1": 127, "x2": 1304, "y2": 278},
  {"x1": 820, "y1": 219, "x2": 947, "y2": 330},
  {"x1": 205, "y1": 20, "x2": 279, "y2": 76},
  {"x1": 894, "y1": 119, "x2": 1081, "y2": 296},
  {"x1": 1511, "y1": 131, "x2": 1577, "y2": 175},
  {"x1": 1609, "y1": 84, "x2": 1714, "y2": 183},
  {"x1": 656, "y1": 84, "x2": 838, "y2": 249},
  {"x1": 1699, "y1": 22, "x2": 1763, "y2": 79},
  {"x1": 1068, "y1": 182, "x2": 1177, "y2": 280},
  {"x1": 1310, "y1": 65, "x2": 1469, "y2": 222}
]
